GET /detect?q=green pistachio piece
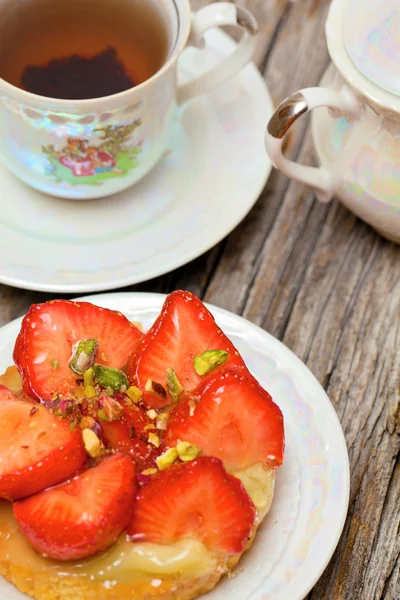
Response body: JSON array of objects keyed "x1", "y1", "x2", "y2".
[
  {"x1": 82, "y1": 428, "x2": 102, "y2": 458},
  {"x1": 156, "y1": 447, "x2": 178, "y2": 471},
  {"x1": 69, "y1": 339, "x2": 98, "y2": 375},
  {"x1": 166, "y1": 368, "x2": 184, "y2": 402},
  {"x1": 93, "y1": 364, "x2": 128, "y2": 391},
  {"x1": 85, "y1": 385, "x2": 97, "y2": 399},
  {"x1": 51, "y1": 359, "x2": 59, "y2": 370},
  {"x1": 176, "y1": 441, "x2": 202, "y2": 462},
  {"x1": 84, "y1": 367, "x2": 95, "y2": 387},
  {"x1": 148, "y1": 432, "x2": 161, "y2": 448},
  {"x1": 193, "y1": 350, "x2": 229, "y2": 376},
  {"x1": 97, "y1": 395, "x2": 124, "y2": 422},
  {"x1": 145, "y1": 379, "x2": 167, "y2": 398},
  {"x1": 126, "y1": 386, "x2": 143, "y2": 403}
]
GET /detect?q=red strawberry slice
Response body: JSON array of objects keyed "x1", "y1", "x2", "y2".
[
  {"x1": 164, "y1": 369, "x2": 284, "y2": 471},
  {"x1": 101, "y1": 420, "x2": 158, "y2": 472},
  {"x1": 13, "y1": 453, "x2": 136, "y2": 561},
  {"x1": 14, "y1": 300, "x2": 143, "y2": 402},
  {"x1": 127, "y1": 291, "x2": 245, "y2": 408},
  {"x1": 123, "y1": 405, "x2": 153, "y2": 440},
  {"x1": 128, "y1": 456, "x2": 256, "y2": 554},
  {"x1": 0, "y1": 386, "x2": 86, "y2": 500}
]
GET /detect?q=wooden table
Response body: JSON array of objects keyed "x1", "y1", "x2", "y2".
[{"x1": 0, "y1": 1, "x2": 399, "y2": 598}]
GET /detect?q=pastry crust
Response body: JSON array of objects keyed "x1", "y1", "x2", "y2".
[
  {"x1": 0, "y1": 457, "x2": 272, "y2": 600},
  {"x1": 0, "y1": 549, "x2": 243, "y2": 600}
]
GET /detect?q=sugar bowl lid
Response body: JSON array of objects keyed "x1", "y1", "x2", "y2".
[{"x1": 342, "y1": 0, "x2": 400, "y2": 97}]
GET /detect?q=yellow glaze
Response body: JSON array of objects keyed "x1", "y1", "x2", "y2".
[
  {"x1": 233, "y1": 463, "x2": 275, "y2": 520},
  {"x1": 0, "y1": 465, "x2": 275, "y2": 584},
  {"x1": 0, "y1": 366, "x2": 23, "y2": 395}
]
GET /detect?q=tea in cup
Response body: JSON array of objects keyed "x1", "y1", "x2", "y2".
[{"x1": 0, "y1": 0, "x2": 258, "y2": 199}]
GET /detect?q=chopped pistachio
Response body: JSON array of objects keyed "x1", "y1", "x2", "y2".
[
  {"x1": 80, "y1": 416, "x2": 96, "y2": 430},
  {"x1": 100, "y1": 352, "x2": 108, "y2": 362},
  {"x1": 166, "y1": 368, "x2": 184, "y2": 402},
  {"x1": 146, "y1": 409, "x2": 157, "y2": 420},
  {"x1": 97, "y1": 409, "x2": 107, "y2": 422},
  {"x1": 85, "y1": 385, "x2": 97, "y2": 399},
  {"x1": 50, "y1": 359, "x2": 59, "y2": 370},
  {"x1": 156, "y1": 447, "x2": 178, "y2": 471},
  {"x1": 69, "y1": 339, "x2": 98, "y2": 375},
  {"x1": 84, "y1": 368, "x2": 95, "y2": 387},
  {"x1": 145, "y1": 379, "x2": 167, "y2": 398},
  {"x1": 156, "y1": 412, "x2": 169, "y2": 431},
  {"x1": 69, "y1": 420, "x2": 78, "y2": 432},
  {"x1": 193, "y1": 350, "x2": 229, "y2": 376},
  {"x1": 141, "y1": 468, "x2": 158, "y2": 476},
  {"x1": 93, "y1": 365, "x2": 128, "y2": 391},
  {"x1": 144, "y1": 424, "x2": 156, "y2": 431},
  {"x1": 126, "y1": 386, "x2": 143, "y2": 403},
  {"x1": 176, "y1": 441, "x2": 202, "y2": 462},
  {"x1": 148, "y1": 433, "x2": 161, "y2": 448},
  {"x1": 97, "y1": 396, "x2": 124, "y2": 422},
  {"x1": 82, "y1": 428, "x2": 101, "y2": 458}
]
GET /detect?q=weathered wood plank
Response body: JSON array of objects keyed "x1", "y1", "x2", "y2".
[{"x1": 205, "y1": 0, "x2": 332, "y2": 314}]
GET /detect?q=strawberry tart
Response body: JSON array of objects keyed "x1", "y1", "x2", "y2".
[{"x1": 0, "y1": 291, "x2": 284, "y2": 600}]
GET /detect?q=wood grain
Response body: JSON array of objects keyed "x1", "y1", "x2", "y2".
[{"x1": 0, "y1": 1, "x2": 399, "y2": 599}]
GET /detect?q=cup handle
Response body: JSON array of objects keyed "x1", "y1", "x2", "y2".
[
  {"x1": 177, "y1": 3, "x2": 258, "y2": 106},
  {"x1": 265, "y1": 87, "x2": 363, "y2": 203}
]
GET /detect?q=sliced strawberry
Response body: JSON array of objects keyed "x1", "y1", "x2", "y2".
[
  {"x1": 0, "y1": 386, "x2": 86, "y2": 500},
  {"x1": 127, "y1": 291, "x2": 245, "y2": 408},
  {"x1": 123, "y1": 405, "x2": 152, "y2": 440},
  {"x1": 14, "y1": 300, "x2": 143, "y2": 402},
  {"x1": 101, "y1": 420, "x2": 158, "y2": 472},
  {"x1": 165, "y1": 368, "x2": 284, "y2": 471},
  {"x1": 14, "y1": 453, "x2": 136, "y2": 561},
  {"x1": 128, "y1": 456, "x2": 256, "y2": 554}
]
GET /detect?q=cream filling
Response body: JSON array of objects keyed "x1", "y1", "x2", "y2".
[{"x1": 0, "y1": 466, "x2": 275, "y2": 582}]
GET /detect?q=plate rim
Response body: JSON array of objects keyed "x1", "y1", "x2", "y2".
[
  {"x1": 0, "y1": 292, "x2": 350, "y2": 600},
  {"x1": 0, "y1": 30, "x2": 273, "y2": 294}
]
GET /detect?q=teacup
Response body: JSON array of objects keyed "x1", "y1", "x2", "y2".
[
  {"x1": 265, "y1": 0, "x2": 400, "y2": 244},
  {"x1": 0, "y1": 0, "x2": 258, "y2": 200}
]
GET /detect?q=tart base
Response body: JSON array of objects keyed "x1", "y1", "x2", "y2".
[{"x1": 0, "y1": 554, "x2": 241, "y2": 600}]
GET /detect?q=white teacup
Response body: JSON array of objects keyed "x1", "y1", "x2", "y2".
[
  {"x1": 265, "y1": 0, "x2": 400, "y2": 244},
  {"x1": 0, "y1": 0, "x2": 258, "y2": 200}
]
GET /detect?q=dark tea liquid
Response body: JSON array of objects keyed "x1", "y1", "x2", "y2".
[{"x1": 0, "y1": 0, "x2": 169, "y2": 99}]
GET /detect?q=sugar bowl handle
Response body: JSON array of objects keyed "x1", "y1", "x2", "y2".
[
  {"x1": 265, "y1": 87, "x2": 363, "y2": 203},
  {"x1": 177, "y1": 3, "x2": 258, "y2": 106}
]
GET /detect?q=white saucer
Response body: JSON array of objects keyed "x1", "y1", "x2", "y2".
[
  {"x1": 0, "y1": 30, "x2": 273, "y2": 293},
  {"x1": 0, "y1": 292, "x2": 349, "y2": 600}
]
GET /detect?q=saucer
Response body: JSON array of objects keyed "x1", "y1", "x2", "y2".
[{"x1": 0, "y1": 30, "x2": 273, "y2": 293}]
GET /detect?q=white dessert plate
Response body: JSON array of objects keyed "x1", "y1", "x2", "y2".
[
  {"x1": 0, "y1": 30, "x2": 272, "y2": 293},
  {"x1": 0, "y1": 292, "x2": 349, "y2": 600}
]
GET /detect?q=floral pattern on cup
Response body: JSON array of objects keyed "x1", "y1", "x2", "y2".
[{"x1": 41, "y1": 120, "x2": 143, "y2": 186}]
